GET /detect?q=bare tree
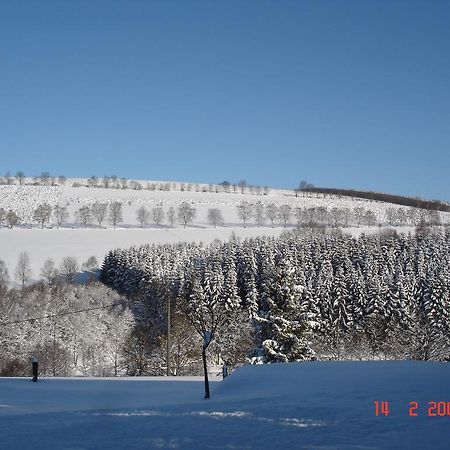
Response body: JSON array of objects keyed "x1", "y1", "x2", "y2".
[
  {"x1": 58, "y1": 175, "x2": 67, "y2": 185},
  {"x1": 254, "y1": 202, "x2": 266, "y2": 227},
  {"x1": 342, "y1": 207, "x2": 351, "y2": 228},
  {"x1": 177, "y1": 202, "x2": 196, "y2": 228},
  {"x1": 111, "y1": 175, "x2": 119, "y2": 189},
  {"x1": 59, "y1": 256, "x2": 79, "y2": 283},
  {"x1": 294, "y1": 207, "x2": 303, "y2": 228},
  {"x1": 386, "y1": 207, "x2": 398, "y2": 226},
  {"x1": 220, "y1": 181, "x2": 231, "y2": 193},
  {"x1": 354, "y1": 207, "x2": 365, "y2": 227},
  {"x1": 15, "y1": 171, "x2": 25, "y2": 185},
  {"x1": 265, "y1": 203, "x2": 278, "y2": 228},
  {"x1": 4, "y1": 171, "x2": 13, "y2": 185},
  {"x1": 54, "y1": 206, "x2": 69, "y2": 228},
  {"x1": 207, "y1": 208, "x2": 224, "y2": 228},
  {"x1": 109, "y1": 202, "x2": 123, "y2": 228},
  {"x1": 136, "y1": 206, "x2": 150, "y2": 228},
  {"x1": 236, "y1": 201, "x2": 253, "y2": 228},
  {"x1": 120, "y1": 178, "x2": 128, "y2": 190},
  {"x1": 330, "y1": 207, "x2": 343, "y2": 228},
  {"x1": 365, "y1": 210, "x2": 377, "y2": 227},
  {"x1": 82, "y1": 256, "x2": 99, "y2": 271},
  {"x1": 33, "y1": 203, "x2": 52, "y2": 228},
  {"x1": 102, "y1": 176, "x2": 111, "y2": 188},
  {"x1": 92, "y1": 203, "x2": 108, "y2": 227},
  {"x1": 152, "y1": 207, "x2": 165, "y2": 227},
  {"x1": 167, "y1": 207, "x2": 176, "y2": 227},
  {"x1": 238, "y1": 180, "x2": 247, "y2": 194},
  {"x1": 87, "y1": 175, "x2": 98, "y2": 187},
  {"x1": 278, "y1": 204, "x2": 292, "y2": 228},
  {"x1": 5, "y1": 210, "x2": 20, "y2": 228},
  {"x1": 304, "y1": 208, "x2": 317, "y2": 227},
  {"x1": 77, "y1": 206, "x2": 93, "y2": 226},
  {"x1": 15, "y1": 252, "x2": 32, "y2": 288},
  {"x1": 40, "y1": 258, "x2": 58, "y2": 284},
  {"x1": 40, "y1": 172, "x2": 51, "y2": 186}
]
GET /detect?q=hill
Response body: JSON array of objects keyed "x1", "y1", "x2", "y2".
[{"x1": 0, "y1": 177, "x2": 449, "y2": 283}]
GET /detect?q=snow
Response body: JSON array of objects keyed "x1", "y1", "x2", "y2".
[
  {"x1": 0, "y1": 227, "x2": 284, "y2": 280},
  {"x1": 1, "y1": 179, "x2": 448, "y2": 283},
  {"x1": 1, "y1": 361, "x2": 449, "y2": 449}
]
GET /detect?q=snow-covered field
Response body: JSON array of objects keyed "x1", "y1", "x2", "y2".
[
  {"x1": 0, "y1": 179, "x2": 447, "y2": 282},
  {"x1": 1, "y1": 361, "x2": 449, "y2": 449}
]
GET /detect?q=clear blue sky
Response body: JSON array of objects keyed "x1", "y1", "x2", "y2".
[{"x1": 1, "y1": 1, "x2": 449, "y2": 200}]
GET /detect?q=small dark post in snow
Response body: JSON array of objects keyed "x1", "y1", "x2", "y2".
[
  {"x1": 166, "y1": 296, "x2": 171, "y2": 377},
  {"x1": 202, "y1": 331, "x2": 212, "y2": 399},
  {"x1": 222, "y1": 361, "x2": 228, "y2": 380},
  {"x1": 32, "y1": 357, "x2": 38, "y2": 382}
]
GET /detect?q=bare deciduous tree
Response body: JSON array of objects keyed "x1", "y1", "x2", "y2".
[
  {"x1": 109, "y1": 202, "x2": 123, "y2": 229},
  {"x1": 354, "y1": 207, "x2": 365, "y2": 227},
  {"x1": 236, "y1": 201, "x2": 253, "y2": 228},
  {"x1": 294, "y1": 207, "x2": 303, "y2": 228},
  {"x1": 365, "y1": 210, "x2": 377, "y2": 227},
  {"x1": 167, "y1": 207, "x2": 176, "y2": 227},
  {"x1": 265, "y1": 203, "x2": 278, "y2": 228},
  {"x1": 177, "y1": 202, "x2": 196, "y2": 228},
  {"x1": 54, "y1": 206, "x2": 69, "y2": 228},
  {"x1": 15, "y1": 171, "x2": 25, "y2": 185},
  {"x1": 278, "y1": 204, "x2": 292, "y2": 228},
  {"x1": 15, "y1": 252, "x2": 31, "y2": 288},
  {"x1": 77, "y1": 206, "x2": 93, "y2": 226},
  {"x1": 238, "y1": 180, "x2": 247, "y2": 194},
  {"x1": 331, "y1": 207, "x2": 343, "y2": 228},
  {"x1": 254, "y1": 202, "x2": 265, "y2": 228},
  {"x1": 33, "y1": 203, "x2": 52, "y2": 228},
  {"x1": 87, "y1": 175, "x2": 98, "y2": 187},
  {"x1": 6, "y1": 210, "x2": 20, "y2": 228},
  {"x1": 40, "y1": 172, "x2": 51, "y2": 186},
  {"x1": 207, "y1": 208, "x2": 224, "y2": 228},
  {"x1": 92, "y1": 203, "x2": 108, "y2": 227},
  {"x1": 136, "y1": 206, "x2": 150, "y2": 228},
  {"x1": 40, "y1": 258, "x2": 58, "y2": 284},
  {"x1": 152, "y1": 207, "x2": 165, "y2": 227},
  {"x1": 82, "y1": 256, "x2": 99, "y2": 271},
  {"x1": 102, "y1": 176, "x2": 111, "y2": 188},
  {"x1": 59, "y1": 256, "x2": 79, "y2": 283}
]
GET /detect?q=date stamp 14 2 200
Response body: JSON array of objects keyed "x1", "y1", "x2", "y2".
[{"x1": 374, "y1": 401, "x2": 450, "y2": 417}]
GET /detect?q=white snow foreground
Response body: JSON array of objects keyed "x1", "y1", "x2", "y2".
[{"x1": 0, "y1": 361, "x2": 449, "y2": 449}]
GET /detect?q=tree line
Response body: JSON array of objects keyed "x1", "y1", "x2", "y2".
[
  {"x1": 101, "y1": 226, "x2": 450, "y2": 372},
  {"x1": 0, "y1": 171, "x2": 270, "y2": 196},
  {"x1": 300, "y1": 185, "x2": 450, "y2": 213},
  {"x1": 1, "y1": 201, "x2": 445, "y2": 230}
]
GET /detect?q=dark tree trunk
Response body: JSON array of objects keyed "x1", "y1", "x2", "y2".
[{"x1": 202, "y1": 346, "x2": 210, "y2": 399}]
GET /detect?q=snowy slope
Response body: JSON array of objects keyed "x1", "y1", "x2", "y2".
[
  {"x1": 1, "y1": 361, "x2": 449, "y2": 449},
  {"x1": 0, "y1": 178, "x2": 447, "y2": 282}
]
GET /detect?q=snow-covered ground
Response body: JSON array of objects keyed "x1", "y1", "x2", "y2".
[
  {"x1": 1, "y1": 361, "x2": 449, "y2": 449},
  {"x1": 0, "y1": 179, "x2": 447, "y2": 282}
]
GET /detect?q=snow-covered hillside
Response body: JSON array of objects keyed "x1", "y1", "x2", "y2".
[
  {"x1": 1, "y1": 361, "x2": 449, "y2": 449},
  {"x1": 0, "y1": 178, "x2": 448, "y2": 282}
]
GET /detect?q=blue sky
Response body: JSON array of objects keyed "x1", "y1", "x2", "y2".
[{"x1": 1, "y1": 1, "x2": 449, "y2": 200}]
